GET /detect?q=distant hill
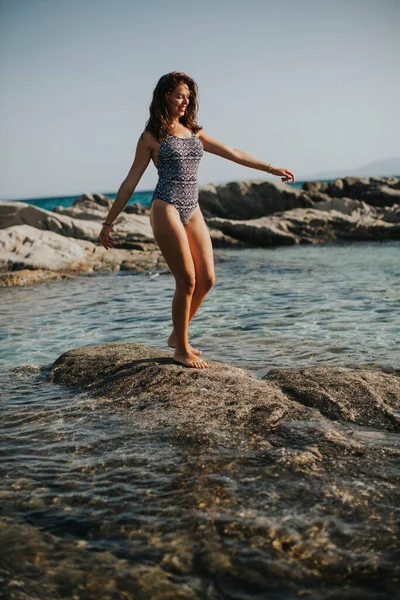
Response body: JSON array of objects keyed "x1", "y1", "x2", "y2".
[{"x1": 298, "y1": 157, "x2": 400, "y2": 181}]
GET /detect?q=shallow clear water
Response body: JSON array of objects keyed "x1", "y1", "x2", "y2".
[
  {"x1": 1, "y1": 240, "x2": 400, "y2": 599},
  {"x1": 1, "y1": 240, "x2": 399, "y2": 376}
]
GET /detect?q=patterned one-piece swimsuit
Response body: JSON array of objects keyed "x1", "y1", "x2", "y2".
[{"x1": 151, "y1": 130, "x2": 204, "y2": 225}]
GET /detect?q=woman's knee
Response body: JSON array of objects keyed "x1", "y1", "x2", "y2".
[
  {"x1": 175, "y1": 273, "x2": 196, "y2": 294},
  {"x1": 197, "y1": 272, "x2": 216, "y2": 292},
  {"x1": 208, "y1": 273, "x2": 216, "y2": 289}
]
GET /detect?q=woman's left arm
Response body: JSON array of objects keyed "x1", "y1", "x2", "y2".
[{"x1": 198, "y1": 130, "x2": 295, "y2": 184}]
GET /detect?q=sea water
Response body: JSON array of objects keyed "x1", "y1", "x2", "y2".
[
  {"x1": 1, "y1": 240, "x2": 399, "y2": 375},
  {"x1": 1, "y1": 193, "x2": 399, "y2": 599}
]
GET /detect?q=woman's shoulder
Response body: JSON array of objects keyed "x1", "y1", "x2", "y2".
[
  {"x1": 193, "y1": 126, "x2": 204, "y2": 139},
  {"x1": 140, "y1": 129, "x2": 159, "y2": 148}
]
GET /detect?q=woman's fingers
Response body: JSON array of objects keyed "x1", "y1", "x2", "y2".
[
  {"x1": 280, "y1": 169, "x2": 295, "y2": 183},
  {"x1": 99, "y1": 231, "x2": 115, "y2": 250},
  {"x1": 286, "y1": 169, "x2": 295, "y2": 183}
]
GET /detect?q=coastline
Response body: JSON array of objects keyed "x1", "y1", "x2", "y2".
[{"x1": 1, "y1": 175, "x2": 399, "y2": 288}]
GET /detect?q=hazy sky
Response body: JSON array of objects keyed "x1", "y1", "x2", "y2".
[{"x1": 1, "y1": 0, "x2": 398, "y2": 200}]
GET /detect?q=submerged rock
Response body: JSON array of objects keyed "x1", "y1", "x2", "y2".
[
  {"x1": 2, "y1": 341, "x2": 399, "y2": 598},
  {"x1": 46, "y1": 342, "x2": 400, "y2": 442},
  {"x1": 46, "y1": 341, "x2": 315, "y2": 447},
  {"x1": 264, "y1": 366, "x2": 400, "y2": 432},
  {"x1": 0, "y1": 268, "x2": 76, "y2": 287}
]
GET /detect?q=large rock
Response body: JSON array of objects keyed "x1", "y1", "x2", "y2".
[
  {"x1": 45, "y1": 342, "x2": 314, "y2": 447},
  {"x1": 359, "y1": 184, "x2": 400, "y2": 207},
  {"x1": 206, "y1": 206, "x2": 400, "y2": 246},
  {"x1": 2, "y1": 178, "x2": 400, "y2": 288},
  {"x1": 198, "y1": 180, "x2": 314, "y2": 220},
  {"x1": 52, "y1": 192, "x2": 114, "y2": 220},
  {"x1": 0, "y1": 209, "x2": 238, "y2": 287},
  {"x1": 0, "y1": 201, "x2": 101, "y2": 240},
  {"x1": 0, "y1": 225, "x2": 166, "y2": 277},
  {"x1": 0, "y1": 201, "x2": 155, "y2": 248},
  {"x1": 5, "y1": 342, "x2": 400, "y2": 596},
  {"x1": 304, "y1": 176, "x2": 400, "y2": 207},
  {"x1": 376, "y1": 204, "x2": 400, "y2": 223},
  {"x1": 54, "y1": 193, "x2": 152, "y2": 219},
  {"x1": 45, "y1": 342, "x2": 400, "y2": 440},
  {"x1": 312, "y1": 196, "x2": 375, "y2": 216},
  {"x1": 264, "y1": 366, "x2": 400, "y2": 432}
]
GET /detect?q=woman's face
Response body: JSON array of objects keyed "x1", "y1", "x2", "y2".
[{"x1": 167, "y1": 83, "x2": 190, "y2": 118}]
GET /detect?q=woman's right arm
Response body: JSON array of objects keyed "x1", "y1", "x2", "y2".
[
  {"x1": 99, "y1": 133, "x2": 152, "y2": 250},
  {"x1": 103, "y1": 132, "x2": 152, "y2": 225}
]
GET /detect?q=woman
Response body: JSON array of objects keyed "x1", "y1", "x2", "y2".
[{"x1": 99, "y1": 71, "x2": 295, "y2": 369}]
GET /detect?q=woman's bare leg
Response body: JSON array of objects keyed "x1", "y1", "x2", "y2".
[
  {"x1": 150, "y1": 199, "x2": 208, "y2": 368},
  {"x1": 168, "y1": 205, "x2": 216, "y2": 354}
]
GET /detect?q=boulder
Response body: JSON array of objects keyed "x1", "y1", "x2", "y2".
[
  {"x1": 205, "y1": 206, "x2": 400, "y2": 246},
  {"x1": 0, "y1": 201, "x2": 155, "y2": 248},
  {"x1": 375, "y1": 204, "x2": 400, "y2": 223},
  {"x1": 53, "y1": 194, "x2": 151, "y2": 219},
  {"x1": 303, "y1": 176, "x2": 400, "y2": 207},
  {"x1": 302, "y1": 180, "x2": 329, "y2": 194},
  {"x1": 52, "y1": 192, "x2": 113, "y2": 220},
  {"x1": 312, "y1": 196, "x2": 375, "y2": 216},
  {"x1": 199, "y1": 180, "x2": 314, "y2": 220},
  {"x1": 0, "y1": 201, "x2": 101, "y2": 240},
  {"x1": 6, "y1": 342, "x2": 400, "y2": 595},
  {"x1": 358, "y1": 184, "x2": 400, "y2": 207},
  {"x1": 46, "y1": 342, "x2": 400, "y2": 444},
  {"x1": 0, "y1": 225, "x2": 165, "y2": 275},
  {"x1": 264, "y1": 366, "x2": 400, "y2": 432}
]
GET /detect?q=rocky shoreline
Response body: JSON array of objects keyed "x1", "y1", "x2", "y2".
[
  {"x1": 0, "y1": 341, "x2": 398, "y2": 598},
  {"x1": 47, "y1": 341, "x2": 400, "y2": 437},
  {"x1": 1, "y1": 175, "x2": 399, "y2": 287},
  {"x1": 43, "y1": 341, "x2": 400, "y2": 595}
]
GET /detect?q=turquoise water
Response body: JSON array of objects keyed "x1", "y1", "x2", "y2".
[
  {"x1": 1, "y1": 240, "x2": 399, "y2": 375},
  {"x1": 9, "y1": 189, "x2": 151, "y2": 212}
]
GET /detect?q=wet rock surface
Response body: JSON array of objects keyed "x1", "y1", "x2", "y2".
[
  {"x1": 264, "y1": 366, "x2": 400, "y2": 432},
  {"x1": 1, "y1": 342, "x2": 400, "y2": 598}
]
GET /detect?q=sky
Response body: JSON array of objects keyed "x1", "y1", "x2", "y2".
[{"x1": 0, "y1": 0, "x2": 399, "y2": 200}]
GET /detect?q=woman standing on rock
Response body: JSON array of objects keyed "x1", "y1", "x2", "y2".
[{"x1": 99, "y1": 71, "x2": 295, "y2": 369}]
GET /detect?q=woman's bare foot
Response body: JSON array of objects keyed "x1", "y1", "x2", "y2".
[
  {"x1": 173, "y1": 349, "x2": 208, "y2": 368},
  {"x1": 168, "y1": 331, "x2": 202, "y2": 355}
]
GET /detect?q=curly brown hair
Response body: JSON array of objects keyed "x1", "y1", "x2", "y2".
[{"x1": 142, "y1": 71, "x2": 203, "y2": 142}]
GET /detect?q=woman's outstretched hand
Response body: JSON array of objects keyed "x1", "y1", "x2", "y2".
[
  {"x1": 271, "y1": 166, "x2": 295, "y2": 183},
  {"x1": 99, "y1": 226, "x2": 116, "y2": 250}
]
